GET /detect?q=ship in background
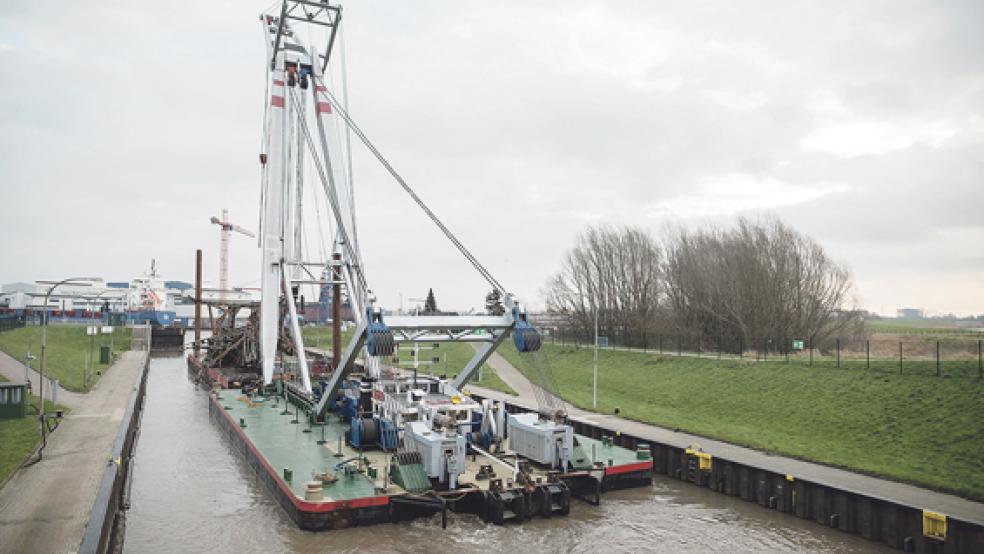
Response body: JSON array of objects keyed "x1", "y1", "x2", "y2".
[
  {"x1": 126, "y1": 260, "x2": 185, "y2": 350},
  {"x1": 126, "y1": 260, "x2": 176, "y2": 327}
]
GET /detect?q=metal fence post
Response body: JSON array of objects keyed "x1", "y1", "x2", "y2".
[
  {"x1": 659, "y1": 334, "x2": 663, "y2": 355},
  {"x1": 936, "y1": 340, "x2": 940, "y2": 377},
  {"x1": 899, "y1": 341, "x2": 903, "y2": 374},
  {"x1": 809, "y1": 337, "x2": 813, "y2": 367},
  {"x1": 739, "y1": 336, "x2": 743, "y2": 360},
  {"x1": 866, "y1": 340, "x2": 870, "y2": 370},
  {"x1": 836, "y1": 338, "x2": 841, "y2": 369},
  {"x1": 697, "y1": 336, "x2": 701, "y2": 358},
  {"x1": 678, "y1": 335, "x2": 682, "y2": 357},
  {"x1": 979, "y1": 340, "x2": 982, "y2": 379}
]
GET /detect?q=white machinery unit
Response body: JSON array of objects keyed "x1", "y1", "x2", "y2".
[
  {"x1": 404, "y1": 421, "x2": 467, "y2": 489},
  {"x1": 507, "y1": 413, "x2": 574, "y2": 471}
]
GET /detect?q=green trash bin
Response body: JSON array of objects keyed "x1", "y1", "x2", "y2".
[{"x1": 99, "y1": 345, "x2": 111, "y2": 364}]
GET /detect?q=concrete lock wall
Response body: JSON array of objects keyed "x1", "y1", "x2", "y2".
[
  {"x1": 476, "y1": 394, "x2": 984, "y2": 554},
  {"x1": 79, "y1": 350, "x2": 150, "y2": 554}
]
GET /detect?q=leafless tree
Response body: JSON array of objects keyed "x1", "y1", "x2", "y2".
[
  {"x1": 544, "y1": 218, "x2": 857, "y2": 349},
  {"x1": 663, "y1": 217, "x2": 856, "y2": 348},
  {"x1": 543, "y1": 226, "x2": 663, "y2": 345}
]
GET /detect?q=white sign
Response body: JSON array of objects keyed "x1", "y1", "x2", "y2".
[
  {"x1": 597, "y1": 336, "x2": 609, "y2": 348},
  {"x1": 101, "y1": 326, "x2": 113, "y2": 334},
  {"x1": 86, "y1": 326, "x2": 97, "y2": 336}
]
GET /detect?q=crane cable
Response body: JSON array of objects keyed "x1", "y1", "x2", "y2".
[
  {"x1": 287, "y1": 87, "x2": 367, "y2": 298},
  {"x1": 315, "y1": 82, "x2": 507, "y2": 296},
  {"x1": 338, "y1": 24, "x2": 360, "y2": 259}
]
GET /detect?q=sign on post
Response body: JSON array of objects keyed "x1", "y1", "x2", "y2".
[
  {"x1": 597, "y1": 336, "x2": 609, "y2": 348},
  {"x1": 86, "y1": 326, "x2": 97, "y2": 336},
  {"x1": 792, "y1": 339, "x2": 804, "y2": 351},
  {"x1": 101, "y1": 326, "x2": 113, "y2": 334}
]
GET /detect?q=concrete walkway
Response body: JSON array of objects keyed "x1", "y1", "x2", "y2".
[
  {"x1": 464, "y1": 351, "x2": 984, "y2": 528},
  {"x1": 0, "y1": 350, "x2": 145, "y2": 554},
  {"x1": 477, "y1": 348, "x2": 530, "y2": 399}
]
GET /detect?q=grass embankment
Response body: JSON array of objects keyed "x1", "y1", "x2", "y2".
[
  {"x1": 497, "y1": 343, "x2": 984, "y2": 501},
  {"x1": 301, "y1": 325, "x2": 355, "y2": 350},
  {"x1": 0, "y1": 326, "x2": 132, "y2": 392},
  {"x1": 392, "y1": 341, "x2": 515, "y2": 395},
  {"x1": 301, "y1": 325, "x2": 515, "y2": 395},
  {"x1": 865, "y1": 319, "x2": 984, "y2": 334},
  {"x1": 0, "y1": 375, "x2": 69, "y2": 483}
]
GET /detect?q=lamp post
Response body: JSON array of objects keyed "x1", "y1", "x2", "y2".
[
  {"x1": 80, "y1": 288, "x2": 119, "y2": 391},
  {"x1": 35, "y1": 277, "x2": 96, "y2": 461},
  {"x1": 24, "y1": 352, "x2": 35, "y2": 391},
  {"x1": 593, "y1": 303, "x2": 599, "y2": 410}
]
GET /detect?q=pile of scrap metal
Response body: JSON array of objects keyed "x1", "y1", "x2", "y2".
[{"x1": 201, "y1": 309, "x2": 260, "y2": 371}]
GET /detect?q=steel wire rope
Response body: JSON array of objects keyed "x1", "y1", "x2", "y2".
[
  {"x1": 324, "y1": 48, "x2": 361, "y2": 276},
  {"x1": 338, "y1": 23, "x2": 360, "y2": 259},
  {"x1": 299, "y1": 81, "x2": 333, "y2": 269},
  {"x1": 306, "y1": 82, "x2": 370, "y2": 315},
  {"x1": 288, "y1": 87, "x2": 368, "y2": 299},
  {"x1": 259, "y1": 49, "x2": 272, "y2": 247},
  {"x1": 314, "y1": 83, "x2": 507, "y2": 295}
]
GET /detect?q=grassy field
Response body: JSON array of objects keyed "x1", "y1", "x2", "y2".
[
  {"x1": 497, "y1": 343, "x2": 984, "y2": 501},
  {"x1": 301, "y1": 325, "x2": 356, "y2": 350},
  {"x1": 392, "y1": 341, "x2": 515, "y2": 395},
  {"x1": 865, "y1": 319, "x2": 984, "y2": 335},
  {"x1": 300, "y1": 325, "x2": 515, "y2": 394},
  {"x1": 0, "y1": 326, "x2": 132, "y2": 392},
  {"x1": 0, "y1": 375, "x2": 69, "y2": 483}
]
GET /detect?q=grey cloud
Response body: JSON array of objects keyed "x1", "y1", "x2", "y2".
[{"x1": 1, "y1": 0, "x2": 982, "y2": 314}]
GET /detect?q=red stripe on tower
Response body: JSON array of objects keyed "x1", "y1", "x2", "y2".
[
  {"x1": 273, "y1": 79, "x2": 285, "y2": 87},
  {"x1": 316, "y1": 101, "x2": 332, "y2": 114},
  {"x1": 272, "y1": 95, "x2": 285, "y2": 108},
  {"x1": 316, "y1": 85, "x2": 327, "y2": 92}
]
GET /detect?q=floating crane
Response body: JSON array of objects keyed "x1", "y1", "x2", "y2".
[
  {"x1": 184, "y1": 2, "x2": 655, "y2": 533},
  {"x1": 210, "y1": 209, "x2": 255, "y2": 303},
  {"x1": 257, "y1": 2, "x2": 544, "y2": 404}
]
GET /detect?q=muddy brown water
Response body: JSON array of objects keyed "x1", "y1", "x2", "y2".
[{"x1": 125, "y1": 354, "x2": 893, "y2": 553}]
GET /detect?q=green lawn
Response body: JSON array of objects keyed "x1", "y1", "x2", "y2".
[
  {"x1": 865, "y1": 319, "x2": 984, "y2": 335},
  {"x1": 0, "y1": 326, "x2": 132, "y2": 392},
  {"x1": 496, "y1": 343, "x2": 984, "y2": 501},
  {"x1": 301, "y1": 325, "x2": 356, "y2": 350},
  {"x1": 301, "y1": 325, "x2": 516, "y2": 395},
  {"x1": 392, "y1": 341, "x2": 515, "y2": 395},
  {"x1": 0, "y1": 375, "x2": 70, "y2": 483}
]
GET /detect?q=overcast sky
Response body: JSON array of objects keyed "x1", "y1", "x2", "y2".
[{"x1": 1, "y1": 1, "x2": 982, "y2": 316}]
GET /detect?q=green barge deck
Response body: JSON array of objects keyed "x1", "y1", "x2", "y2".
[{"x1": 208, "y1": 385, "x2": 654, "y2": 530}]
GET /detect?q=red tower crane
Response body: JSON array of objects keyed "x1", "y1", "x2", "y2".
[{"x1": 210, "y1": 209, "x2": 255, "y2": 302}]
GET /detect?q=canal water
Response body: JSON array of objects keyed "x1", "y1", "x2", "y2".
[{"x1": 125, "y1": 354, "x2": 892, "y2": 553}]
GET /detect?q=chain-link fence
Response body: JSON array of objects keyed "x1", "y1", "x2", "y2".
[
  {"x1": 0, "y1": 318, "x2": 26, "y2": 333},
  {"x1": 545, "y1": 327, "x2": 984, "y2": 379}
]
